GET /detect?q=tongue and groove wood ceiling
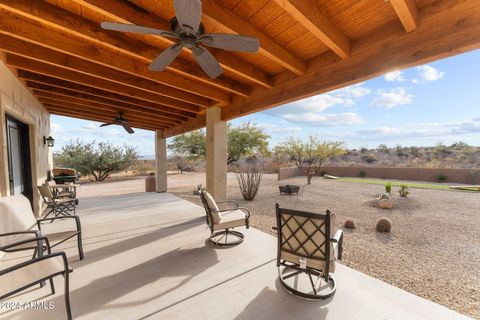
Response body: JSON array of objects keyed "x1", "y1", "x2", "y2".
[{"x1": 0, "y1": 0, "x2": 478, "y2": 136}]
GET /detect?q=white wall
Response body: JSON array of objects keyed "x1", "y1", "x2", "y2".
[{"x1": 0, "y1": 53, "x2": 52, "y2": 216}]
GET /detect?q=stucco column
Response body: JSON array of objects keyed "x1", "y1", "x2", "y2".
[
  {"x1": 155, "y1": 130, "x2": 167, "y2": 193},
  {"x1": 206, "y1": 107, "x2": 227, "y2": 201}
]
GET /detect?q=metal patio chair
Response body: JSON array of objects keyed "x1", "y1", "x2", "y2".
[
  {"x1": 0, "y1": 236, "x2": 72, "y2": 320},
  {"x1": 274, "y1": 204, "x2": 343, "y2": 299},
  {"x1": 0, "y1": 194, "x2": 84, "y2": 261},
  {"x1": 38, "y1": 185, "x2": 77, "y2": 219},
  {"x1": 199, "y1": 189, "x2": 250, "y2": 246}
]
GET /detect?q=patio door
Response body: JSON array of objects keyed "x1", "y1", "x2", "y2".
[{"x1": 6, "y1": 115, "x2": 33, "y2": 205}]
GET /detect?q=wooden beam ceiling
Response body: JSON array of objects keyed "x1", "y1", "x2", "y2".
[
  {"x1": 0, "y1": 0, "x2": 253, "y2": 97},
  {"x1": 390, "y1": 0, "x2": 419, "y2": 33},
  {"x1": 6, "y1": 54, "x2": 202, "y2": 114},
  {"x1": 70, "y1": 0, "x2": 273, "y2": 88},
  {"x1": 201, "y1": 0, "x2": 306, "y2": 76},
  {"x1": 271, "y1": 0, "x2": 351, "y2": 59},
  {"x1": 17, "y1": 71, "x2": 195, "y2": 120}
]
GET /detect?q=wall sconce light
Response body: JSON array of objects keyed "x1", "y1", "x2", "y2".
[{"x1": 44, "y1": 136, "x2": 55, "y2": 147}]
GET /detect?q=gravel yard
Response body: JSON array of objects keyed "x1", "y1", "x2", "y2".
[{"x1": 170, "y1": 173, "x2": 480, "y2": 319}]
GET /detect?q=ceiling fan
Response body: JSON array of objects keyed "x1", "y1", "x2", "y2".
[
  {"x1": 100, "y1": 112, "x2": 134, "y2": 134},
  {"x1": 101, "y1": 0, "x2": 260, "y2": 79}
]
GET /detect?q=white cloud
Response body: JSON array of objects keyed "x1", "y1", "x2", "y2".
[
  {"x1": 258, "y1": 123, "x2": 302, "y2": 135},
  {"x1": 355, "y1": 118, "x2": 480, "y2": 139},
  {"x1": 50, "y1": 122, "x2": 63, "y2": 135},
  {"x1": 411, "y1": 78, "x2": 419, "y2": 84},
  {"x1": 370, "y1": 87, "x2": 413, "y2": 108},
  {"x1": 282, "y1": 112, "x2": 364, "y2": 126},
  {"x1": 384, "y1": 71, "x2": 405, "y2": 82},
  {"x1": 416, "y1": 65, "x2": 444, "y2": 82},
  {"x1": 333, "y1": 82, "x2": 371, "y2": 98}
]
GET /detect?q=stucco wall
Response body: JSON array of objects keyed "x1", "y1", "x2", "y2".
[
  {"x1": 0, "y1": 54, "x2": 52, "y2": 216},
  {"x1": 278, "y1": 166, "x2": 480, "y2": 185}
]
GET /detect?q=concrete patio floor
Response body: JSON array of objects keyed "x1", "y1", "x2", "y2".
[{"x1": 0, "y1": 192, "x2": 470, "y2": 320}]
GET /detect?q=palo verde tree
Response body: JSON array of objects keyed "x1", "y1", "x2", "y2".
[
  {"x1": 54, "y1": 140, "x2": 139, "y2": 181},
  {"x1": 168, "y1": 122, "x2": 270, "y2": 164},
  {"x1": 276, "y1": 136, "x2": 346, "y2": 185}
]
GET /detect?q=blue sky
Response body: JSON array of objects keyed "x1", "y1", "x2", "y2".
[{"x1": 51, "y1": 49, "x2": 480, "y2": 157}]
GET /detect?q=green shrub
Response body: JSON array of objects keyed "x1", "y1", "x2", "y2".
[
  {"x1": 436, "y1": 174, "x2": 448, "y2": 182},
  {"x1": 362, "y1": 154, "x2": 377, "y2": 163},
  {"x1": 384, "y1": 182, "x2": 392, "y2": 194},
  {"x1": 359, "y1": 170, "x2": 367, "y2": 178},
  {"x1": 398, "y1": 185, "x2": 409, "y2": 197}
]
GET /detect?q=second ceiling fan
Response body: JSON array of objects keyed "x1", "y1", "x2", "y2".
[{"x1": 101, "y1": 0, "x2": 260, "y2": 79}]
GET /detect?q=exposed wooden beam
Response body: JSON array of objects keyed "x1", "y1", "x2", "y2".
[
  {"x1": 45, "y1": 105, "x2": 164, "y2": 131},
  {"x1": 221, "y1": 0, "x2": 480, "y2": 121},
  {"x1": 201, "y1": 0, "x2": 306, "y2": 76},
  {"x1": 27, "y1": 83, "x2": 185, "y2": 123},
  {"x1": 71, "y1": 0, "x2": 273, "y2": 88},
  {"x1": 0, "y1": 34, "x2": 214, "y2": 107},
  {"x1": 390, "y1": 0, "x2": 419, "y2": 33},
  {"x1": 0, "y1": 1, "x2": 253, "y2": 96},
  {"x1": 271, "y1": 0, "x2": 351, "y2": 59},
  {"x1": 164, "y1": 115, "x2": 206, "y2": 138},
  {"x1": 17, "y1": 71, "x2": 195, "y2": 120},
  {"x1": 6, "y1": 54, "x2": 202, "y2": 114},
  {"x1": 39, "y1": 97, "x2": 176, "y2": 126}
]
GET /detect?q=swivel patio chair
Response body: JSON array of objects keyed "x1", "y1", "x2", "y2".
[
  {"x1": 38, "y1": 185, "x2": 77, "y2": 219},
  {"x1": 274, "y1": 204, "x2": 343, "y2": 299},
  {"x1": 0, "y1": 236, "x2": 72, "y2": 320},
  {"x1": 199, "y1": 189, "x2": 250, "y2": 246},
  {"x1": 0, "y1": 194, "x2": 84, "y2": 260}
]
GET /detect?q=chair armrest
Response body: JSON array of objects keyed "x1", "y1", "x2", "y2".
[
  {"x1": 0, "y1": 231, "x2": 40, "y2": 238},
  {"x1": 215, "y1": 207, "x2": 251, "y2": 219},
  {"x1": 331, "y1": 229, "x2": 343, "y2": 260},
  {"x1": 216, "y1": 200, "x2": 239, "y2": 209},
  {"x1": 0, "y1": 236, "x2": 51, "y2": 254},
  {"x1": 37, "y1": 216, "x2": 81, "y2": 232}
]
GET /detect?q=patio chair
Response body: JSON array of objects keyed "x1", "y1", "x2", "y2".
[
  {"x1": 274, "y1": 204, "x2": 343, "y2": 299},
  {"x1": 38, "y1": 185, "x2": 77, "y2": 218},
  {"x1": 0, "y1": 236, "x2": 72, "y2": 320},
  {"x1": 46, "y1": 180, "x2": 79, "y2": 205},
  {"x1": 199, "y1": 189, "x2": 250, "y2": 246},
  {"x1": 0, "y1": 194, "x2": 84, "y2": 260}
]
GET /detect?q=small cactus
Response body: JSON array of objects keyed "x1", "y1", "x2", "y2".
[
  {"x1": 376, "y1": 217, "x2": 392, "y2": 233},
  {"x1": 344, "y1": 218, "x2": 355, "y2": 229}
]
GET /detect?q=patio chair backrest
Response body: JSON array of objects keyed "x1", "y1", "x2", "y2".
[
  {"x1": 38, "y1": 185, "x2": 54, "y2": 202},
  {"x1": 0, "y1": 195, "x2": 37, "y2": 247},
  {"x1": 275, "y1": 204, "x2": 336, "y2": 273},
  {"x1": 199, "y1": 190, "x2": 219, "y2": 231}
]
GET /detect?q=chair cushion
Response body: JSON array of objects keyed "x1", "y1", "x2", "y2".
[
  {"x1": 204, "y1": 192, "x2": 221, "y2": 223},
  {"x1": 0, "y1": 195, "x2": 37, "y2": 247},
  {"x1": 0, "y1": 255, "x2": 64, "y2": 298},
  {"x1": 213, "y1": 209, "x2": 247, "y2": 231}
]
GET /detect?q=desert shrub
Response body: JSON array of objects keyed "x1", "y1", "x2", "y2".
[
  {"x1": 360, "y1": 147, "x2": 368, "y2": 153},
  {"x1": 359, "y1": 170, "x2": 367, "y2": 178},
  {"x1": 235, "y1": 159, "x2": 263, "y2": 201},
  {"x1": 344, "y1": 218, "x2": 355, "y2": 229},
  {"x1": 396, "y1": 144, "x2": 407, "y2": 157},
  {"x1": 362, "y1": 154, "x2": 377, "y2": 164},
  {"x1": 436, "y1": 174, "x2": 448, "y2": 182},
  {"x1": 398, "y1": 185, "x2": 409, "y2": 197},
  {"x1": 409, "y1": 146, "x2": 421, "y2": 157},
  {"x1": 384, "y1": 182, "x2": 392, "y2": 194},
  {"x1": 376, "y1": 218, "x2": 392, "y2": 233},
  {"x1": 377, "y1": 144, "x2": 389, "y2": 153}
]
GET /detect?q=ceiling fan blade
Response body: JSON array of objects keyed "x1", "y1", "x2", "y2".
[
  {"x1": 122, "y1": 123, "x2": 135, "y2": 134},
  {"x1": 192, "y1": 46, "x2": 223, "y2": 79},
  {"x1": 200, "y1": 34, "x2": 260, "y2": 53},
  {"x1": 101, "y1": 22, "x2": 178, "y2": 38},
  {"x1": 100, "y1": 123, "x2": 114, "y2": 127},
  {"x1": 174, "y1": 0, "x2": 202, "y2": 33},
  {"x1": 148, "y1": 44, "x2": 183, "y2": 71}
]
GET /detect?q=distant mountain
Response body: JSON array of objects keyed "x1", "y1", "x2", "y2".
[{"x1": 139, "y1": 155, "x2": 155, "y2": 160}]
